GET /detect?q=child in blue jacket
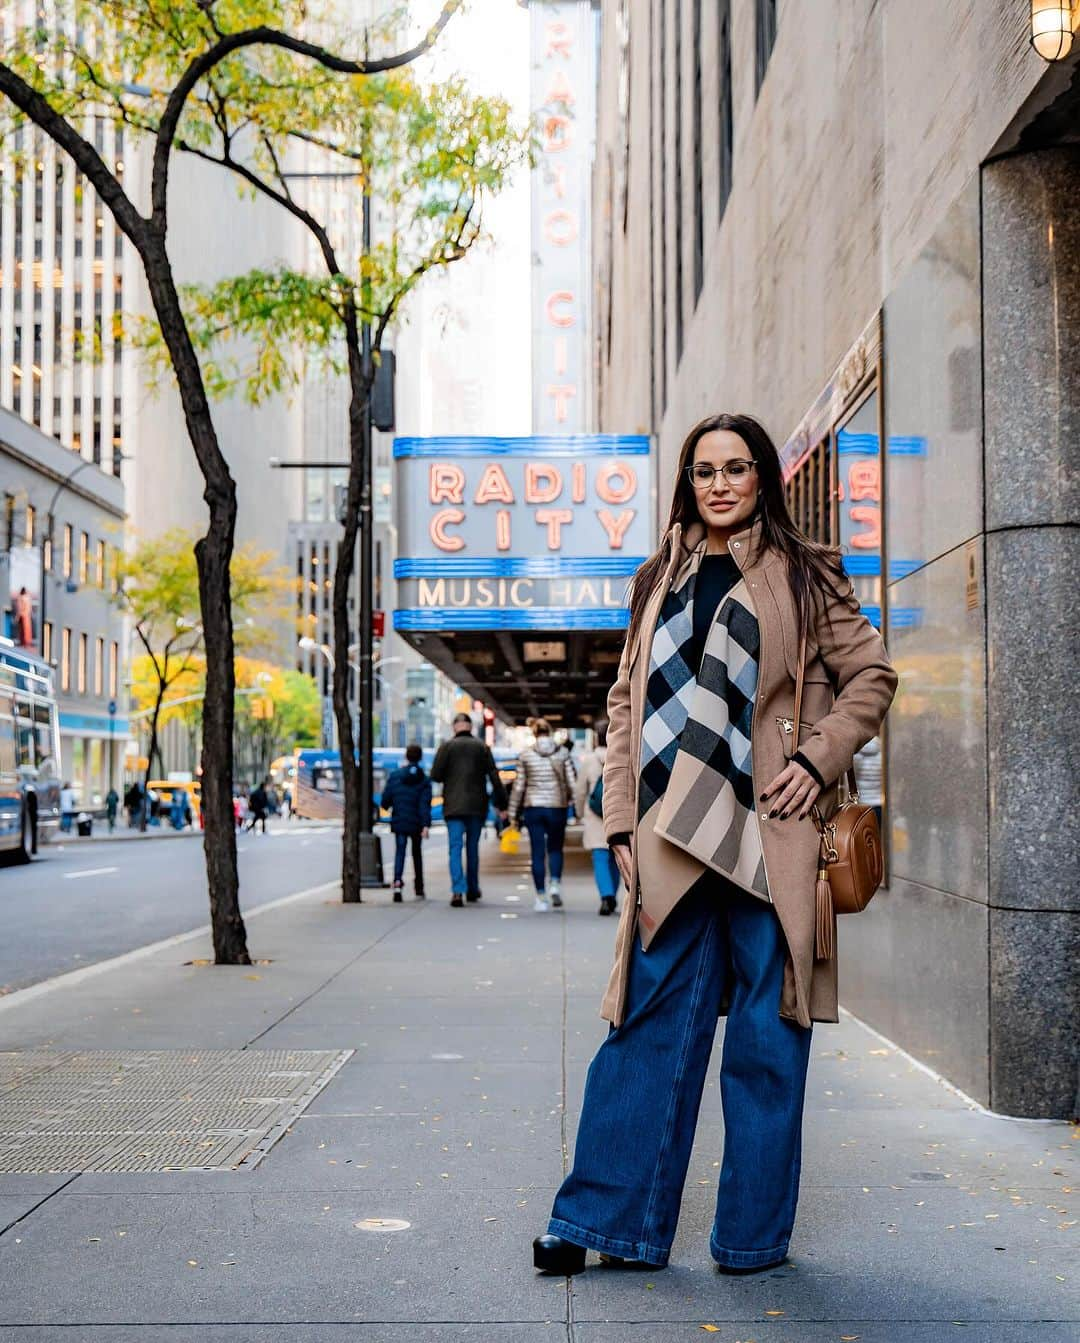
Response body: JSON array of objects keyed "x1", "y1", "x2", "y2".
[{"x1": 381, "y1": 743, "x2": 433, "y2": 902}]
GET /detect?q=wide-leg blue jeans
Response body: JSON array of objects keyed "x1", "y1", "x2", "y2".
[{"x1": 548, "y1": 877, "x2": 812, "y2": 1268}]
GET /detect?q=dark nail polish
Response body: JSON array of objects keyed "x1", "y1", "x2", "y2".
[
  {"x1": 769, "y1": 810, "x2": 778, "y2": 818},
  {"x1": 760, "y1": 793, "x2": 767, "y2": 802},
  {"x1": 780, "y1": 812, "x2": 789, "y2": 820}
]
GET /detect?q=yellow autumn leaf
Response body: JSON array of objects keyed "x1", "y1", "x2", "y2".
[
  {"x1": 765, "y1": 1309, "x2": 785, "y2": 1316},
  {"x1": 700, "y1": 1327, "x2": 721, "y2": 1334},
  {"x1": 243, "y1": 974, "x2": 262, "y2": 981}
]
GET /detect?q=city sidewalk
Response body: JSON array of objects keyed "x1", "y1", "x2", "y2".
[{"x1": 0, "y1": 836, "x2": 1075, "y2": 1340}]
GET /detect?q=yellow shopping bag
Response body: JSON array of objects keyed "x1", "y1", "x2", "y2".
[{"x1": 499, "y1": 825, "x2": 522, "y2": 855}]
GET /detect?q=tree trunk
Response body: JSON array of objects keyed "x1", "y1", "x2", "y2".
[
  {"x1": 141, "y1": 692, "x2": 165, "y2": 832},
  {"x1": 332, "y1": 424, "x2": 363, "y2": 904},
  {"x1": 141, "y1": 234, "x2": 250, "y2": 965}
]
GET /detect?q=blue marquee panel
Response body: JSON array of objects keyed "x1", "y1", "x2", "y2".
[
  {"x1": 393, "y1": 434, "x2": 651, "y2": 459},
  {"x1": 394, "y1": 607, "x2": 630, "y2": 632},
  {"x1": 393, "y1": 556, "x2": 646, "y2": 579}
]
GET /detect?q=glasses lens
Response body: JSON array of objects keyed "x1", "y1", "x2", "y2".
[
  {"x1": 726, "y1": 462, "x2": 752, "y2": 480},
  {"x1": 689, "y1": 465, "x2": 714, "y2": 486}
]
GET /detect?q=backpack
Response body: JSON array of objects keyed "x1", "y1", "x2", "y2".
[{"x1": 587, "y1": 773, "x2": 604, "y2": 818}]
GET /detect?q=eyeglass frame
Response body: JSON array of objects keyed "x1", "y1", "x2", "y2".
[{"x1": 684, "y1": 459, "x2": 758, "y2": 490}]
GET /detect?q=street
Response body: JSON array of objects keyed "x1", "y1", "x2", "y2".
[{"x1": 0, "y1": 822, "x2": 342, "y2": 996}]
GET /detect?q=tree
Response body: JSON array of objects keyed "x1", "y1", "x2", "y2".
[
  {"x1": 116, "y1": 529, "x2": 290, "y2": 824},
  {"x1": 0, "y1": 0, "x2": 461, "y2": 959},
  {"x1": 132, "y1": 28, "x2": 529, "y2": 900}
]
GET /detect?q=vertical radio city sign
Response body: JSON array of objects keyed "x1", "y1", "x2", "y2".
[
  {"x1": 392, "y1": 435, "x2": 653, "y2": 630},
  {"x1": 530, "y1": 0, "x2": 597, "y2": 434}
]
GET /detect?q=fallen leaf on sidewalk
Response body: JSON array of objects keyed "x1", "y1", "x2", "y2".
[
  {"x1": 765, "y1": 1309, "x2": 785, "y2": 1316},
  {"x1": 243, "y1": 974, "x2": 261, "y2": 981},
  {"x1": 700, "y1": 1326, "x2": 721, "y2": 1333}
]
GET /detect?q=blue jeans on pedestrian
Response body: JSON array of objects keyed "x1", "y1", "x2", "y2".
[
  {"x1": 522, "y1": 805, "x2": 567, "y2": 892},
  {"x1": 591, "y1": 847, "x2": 621, "y2": 901},
  {"x1": 393, "y1": 831, "x2": 424, "y2": 891},
  {"x1": 446, "y1": 814, "x2": 483, "y2": 895},
  {"x1": 548, "y1": 876, "x2": 813, "y2": 1268}
]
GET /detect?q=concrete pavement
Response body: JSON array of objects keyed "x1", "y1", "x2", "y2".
[
  {"x1": 0, "y1": 833, "x2": 1075, "y2": 1340},
  {"x1": 0, "y1": 820, "x2": 342, "y2": 995}
]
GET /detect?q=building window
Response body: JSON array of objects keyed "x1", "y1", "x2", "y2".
[
  {"x1": 63, "y1": 524, "x2": 72, "y2": 577},
  {"x1": 718, "y1": 0, "x2": 733, "y2": 221},
  {"x1": 109, "y1": 641, "x2": 118, "y2": 698},
  {"x1": 43, "y1": 621, "x2": 52, "y2": 664},
  {"x1": 785, "y1": 438, "x2": 833, "y2": 546},
  {"x1": 77, "y1": 632, "x2": 87, "y2": 694},
  {"x1": 79, "y1": 531, "x2": 89, "y2": 584},
  {"x1": 61, "y1": 627, "x2": 71, "y2": 692},
  {"x1": 692, "y1": 0, "x2": 703, "y2": 304},
  {"x1": 95, "y1": 538, "x2": 105, "y2": 587},
  {"x1": 44, "y1": 532, "x2": 53, "y2": 572},
  {"x1": 674, "y1": 0, "x2": 684, "y2": 363},
  {"x1": 3, "y1": 494, "x2": 13, "y2": 549},
  {"x1": 755, "y1": 0, "x2": 777, "y2": 95},
  {"x1": 25, "y1": 503, "x2": 35, "y2": 546},
  {"x1": 94, "y1": 636, "x2": 104, "y2": 696}
]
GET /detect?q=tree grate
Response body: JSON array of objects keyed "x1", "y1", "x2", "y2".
[{"x1": 0, "y1": 1048, "x2": 351, "y2": 1173}]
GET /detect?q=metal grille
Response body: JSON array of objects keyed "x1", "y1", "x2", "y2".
[{"x1": 0, "y1": 1049, "x2": 351, "y2": 1173}]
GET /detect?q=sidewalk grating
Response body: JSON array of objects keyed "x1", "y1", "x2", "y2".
[{"x1": 0, "y1": 1048, "x2": 351, "y2": 1173}]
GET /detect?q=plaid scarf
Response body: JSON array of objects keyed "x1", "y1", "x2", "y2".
[{"x1": 640, "y1": 555, "x2": 770, "y2": 902}]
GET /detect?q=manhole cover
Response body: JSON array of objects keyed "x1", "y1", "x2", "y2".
[{"x1": 0, "y1": 1049, "x2": 351, "y2": 1173}]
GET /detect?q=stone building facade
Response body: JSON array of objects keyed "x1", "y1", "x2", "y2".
[{"x1": 592, "y1": 0, "x2": 1078, "y2": 1117}]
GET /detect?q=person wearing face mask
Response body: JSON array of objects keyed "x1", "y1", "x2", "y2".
[{"x1": 533, "y1": 413, "x2": 897, "y2": 1278}]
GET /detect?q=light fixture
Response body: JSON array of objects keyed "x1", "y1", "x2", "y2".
[{"x1": 1030, "y1": 0, "x2": 1077, "y2": 60}]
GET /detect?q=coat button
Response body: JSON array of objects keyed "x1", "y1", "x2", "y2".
[
  {"x1": 760, "y1": 812, "x2": 768, "y2": 821},
  {"x1": 733, "y1": 541, "x2": 741, "y2": 548}
]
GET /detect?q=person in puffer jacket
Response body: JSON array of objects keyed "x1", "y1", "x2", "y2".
[
  {"x1": 381, "y1": 743, "x2": 432, "y2": 902},
  {"x1": 509, "y1": 719, "x2": 574, "y2": 911}
]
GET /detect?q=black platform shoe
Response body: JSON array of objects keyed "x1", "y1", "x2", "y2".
[
  {"x1": 533, "y1": 1234, "x2": 587, "y2": 1275},
  {"x1": 392, "y1": 881, "x2": 403, "y2": 904},
  {"x1": 598, "y1": 896, "x2": 616, "y2": 916}
]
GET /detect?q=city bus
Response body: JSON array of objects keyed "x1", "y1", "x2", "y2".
[
  {"x1": 291, "y1": 746, "x2": 519, "y2": 825},
  {"x1": 0, "y1": 638, "x2": 61, "y2": 862}
]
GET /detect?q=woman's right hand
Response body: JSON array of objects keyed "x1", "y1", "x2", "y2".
[{"x1": 612, "y1": 840, "x2": 633, "y2": 890}]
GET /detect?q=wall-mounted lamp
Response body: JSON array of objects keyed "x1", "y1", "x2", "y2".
[{"x1": 1030, "y1": 0, "x2": 1077, "y2": 60}]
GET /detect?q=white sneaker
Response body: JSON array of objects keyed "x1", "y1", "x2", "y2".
[
  {"x1": 534, "y1": 895, "x2": 550, "y2": 912},
  {"x1": 549, "y1": 878, "x2": 561, "y2": 897}
]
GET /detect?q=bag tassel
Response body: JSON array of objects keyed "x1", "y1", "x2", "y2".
[{"x1": 815, "y1": 865, "x2": 835, "y2": 961}]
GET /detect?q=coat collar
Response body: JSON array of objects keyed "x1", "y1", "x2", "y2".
[{"x1": 664, "y1": 515, "x2": 768, "y2": 577}]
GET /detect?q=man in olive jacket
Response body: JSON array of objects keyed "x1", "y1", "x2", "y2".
[{"x1": 431, "y1": 712, "x2": 508, "y2": 907}]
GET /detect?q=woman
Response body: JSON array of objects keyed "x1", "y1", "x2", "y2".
[
  {"x1": 574, "y1": 719, "x2": 620, "y2": 916},
  {"x1": 508, "y1": 719, "x2": 573, "y2": 912},
  {"x1": 533, "y1": 413, "x2": 896, "y2": 1276}
]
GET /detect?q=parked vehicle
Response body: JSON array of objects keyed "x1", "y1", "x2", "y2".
[{"x1": 0, "y1": 638, "x2": 61, "y2": 862}]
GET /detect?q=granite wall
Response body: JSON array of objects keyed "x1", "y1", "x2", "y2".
[{"x1": 838, "y1": 152, "x2": 1080, "y2": 1119}]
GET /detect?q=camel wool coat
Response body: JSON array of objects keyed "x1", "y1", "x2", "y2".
[{"x1": 600, "y1": 518, "x2": 898, "y2": 1030}]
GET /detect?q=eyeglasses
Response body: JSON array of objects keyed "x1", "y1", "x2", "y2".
[{"x1": 685, "y1": 460, "x2": 757, "y2": 490}]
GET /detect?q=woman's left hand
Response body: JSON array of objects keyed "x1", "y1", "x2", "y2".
[{"x1": 760, "y1": 762, "x2": 822, "y2": 821}]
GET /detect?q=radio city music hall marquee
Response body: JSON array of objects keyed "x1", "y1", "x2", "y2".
[{"x1": 392, "y1": 436, "x2": 653, "y2": 631}]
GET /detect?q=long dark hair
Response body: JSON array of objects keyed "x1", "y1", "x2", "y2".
[{"x1": 627, "y1": 413, "x2": 849, "y2": 647}]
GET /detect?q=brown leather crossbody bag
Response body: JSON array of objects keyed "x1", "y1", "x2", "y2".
[{"x1": 792, "y1": 630, "x2": 884, "y2": 961}]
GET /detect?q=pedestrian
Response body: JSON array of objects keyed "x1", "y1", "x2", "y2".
[
  {"x1": 431, "y1": 712, "x2": 508, "y2": 908},
  {"x1": 105, "y1": 786, "x2": 119, "y2": 832},
  {"x1": 534, "y1": 412, "x2": 897, "y2": 1277},
  {"x1": 234, "y1": 791, "x2": 248, "y2": 832},
  {"x1": 381, "y1": 743, "x2": 432, "y2": 902},
  {"x1": 170, "y1": 786, "x2": 189, "y2": 830},
  {"x1": 573, "y1": 719, "x2": 620, "y2": 916},
  {"x1": 508, "y1": 719, "x2": 573, "y2": 912},
  {"x1": 59, "y1": 781, "x2": 76, "y2": 833},
  {"x1": 246, "y1": 780, "x2": 269, "y2": 834}
]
